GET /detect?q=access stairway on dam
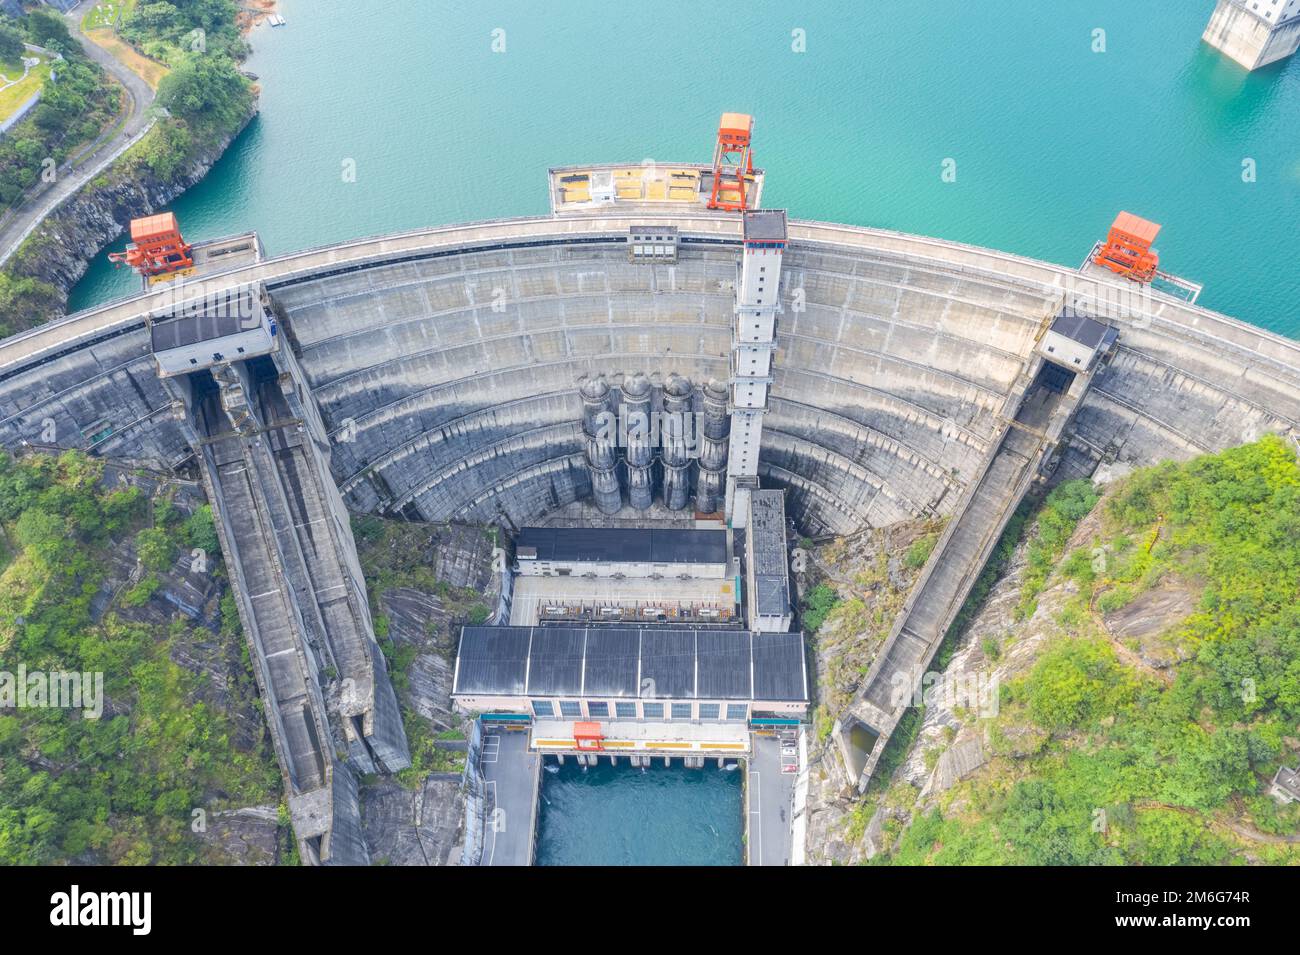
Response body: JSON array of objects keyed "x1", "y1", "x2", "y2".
[
  {"x1": 153, "y1": 286, "x2": 409, "y2": 864},
  {"x1": 834, "y1": 321, "x2": 1113, "y2": 793}
]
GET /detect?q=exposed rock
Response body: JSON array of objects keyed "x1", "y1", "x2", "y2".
[
  {"x1": 1101, "y1": 579, "x2": 1197, "y2": 669},
  {"x1": 361, "y1": 776, "x2": 465, "y2": 866},
  {"x1": 355, "y1": 518, "x2": 499, "y2": 860},
  {"x1": 921, "y1": 738, "x2": 986, "y2": 799},
  {"x1": 195, "y1": 805, "x2": 280, "y2": 865},
  {"x1": 91, "y1": 463, "x2": 279, "y2": 806},
  {"x1": 381, "y1": 586, "x2": 457, "y2": 731},
  {"x1": 797, "y1": 518, "x2": 936, "y2": 865},
  {"x1": 862, "y1": 806, "x2": 889, "y2": 859},
  {"x1": 801, "y1": 496, "x2": 1108, "y2": 863}
]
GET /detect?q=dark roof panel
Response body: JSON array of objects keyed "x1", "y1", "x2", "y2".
[
  {"x1": 749, "y1": 491, "x2": 791, "y2": 619},
  {"x1": 581, "y1": 628, "x2": 641, "y2": 697},
  {"x1": 1049, "y1": 312, "x2": 1111, "y2": 349},
  {"x1": 525, "y1": 627, "x2": 586, "y2": 696},
  {"x1": 755, "y1": 575, "x2": 790, "y2": 616},
  {"x1": 149, "y1": 287, "x2": 260, "y2": 351},
  {"x1": 452, "y1": 626, "x2": 808, "y2": 704},
  {"x1": 752, "y1": 632, "x2": 807, "y2": 702},
  {"x1": 696, "y1": 630, "x2": 752, "y2": 699},
  {"x1": 743, "y1": 209, "x2": 788, "y2": 241},
  {"x1": 638, "y1": 628, "x2": 697, "y2": 699},
  {"x1": 454, "y1": 626, "x2": 531, "y2": 695},
  {"x1": 515, "y1": 526, "x2": 726, "y2": 565}
]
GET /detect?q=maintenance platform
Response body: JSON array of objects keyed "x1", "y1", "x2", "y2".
[{"x1": 550, "y1": 162, "x2": 766, "y2": 215}]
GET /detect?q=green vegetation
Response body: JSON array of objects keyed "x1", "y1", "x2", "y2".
[
  {"x1": 352, "y1": 515, "x2": 490, "y2": 627},
  {"x1": 155, "y1": 50, "x2": 249, "y2": 131},
  {"x1": 21, "y1": 8, "x2": 80, "y2": 56},
  {"x1": 1015, "y1": 479, "x2": 1100, "y2": 620},
  {"x1": 0, "y1": 11, "x2": 118, "y2": 214},
  {"x1": 0, "y1": 19, "x2": 24, "y2": 63},
  {"x1": 82, "y1": 0, "x2": 138, "y2": 33},
  {"x1": 878, "y1": 437, "x2": 1300, "y2": 865},
  {"x1": 119, "y1": 0, "x2": 246, "y2": 63},
  {"x1": 353, "y1": 516, "x2": 484, "y2": 788},
  {"x1": 397, "y1": 710, "x2": 466, "y2": 787},
  {"x1": 0, "y1": 273, "x2": 61, "y2": 335},
  {"x1": 903, "y1": 531, "x2": 939, "y2": 570},
  {"x1": 0, "y1": 451, "x2": 278, "y2": 864},
  {"x1": 799, "y1": 582, "x2": 840, "y2": 634}
]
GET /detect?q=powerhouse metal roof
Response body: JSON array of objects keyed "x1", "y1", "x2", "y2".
[
  {"x1": 1049, "y1": 312, "x2": 1114, "y2": 350},
  {"x1": 515, "y1": 526, "x2": 727, "y2": 565},
  {"x1": 452, "y1": 626, "x2": 807, "y2": 702},
  {"x1": 748, "y1": 490, "x2": 791, "y2": 618},
  {"x1": 149, "y1": 286, "x2": 262, "y2": 352}
]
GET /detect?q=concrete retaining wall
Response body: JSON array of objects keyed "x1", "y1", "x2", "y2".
[{"x1": 0, "y1": 89, "x2": 41, "y2": 137}]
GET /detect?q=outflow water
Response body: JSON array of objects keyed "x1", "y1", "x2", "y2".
[
  {"x1": 69, "y1": 0, "x2": 1300, "y2": 339},
  {"x1": 535, "y1": 760, "x2": 743, "y2": 866}
]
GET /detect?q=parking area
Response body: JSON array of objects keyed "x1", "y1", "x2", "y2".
[{"x1": 747, "y1": 729, "x2": 798, "y2": 866}]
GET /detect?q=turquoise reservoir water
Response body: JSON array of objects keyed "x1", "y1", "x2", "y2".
[
  {"x1": 70, "y1": 0, "x2": 1300, "y2": 336},
  {"x1": 535, "y1": 760, "x2": 743, "y2": 866}
]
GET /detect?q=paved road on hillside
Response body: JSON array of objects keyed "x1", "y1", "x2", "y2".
[
  {"x1": 0, "y1": 0, "x2": 156, "y2": 267},
  {"x1": 479, "y1": 730, "x2": 539, "y2": 866}
]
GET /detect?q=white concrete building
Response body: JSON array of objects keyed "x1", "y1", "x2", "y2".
[
  {"x1": 1037, "y1": 312, "x2": 1118, "y2": 375},
  {"x1": 148, "y1": 285, "x2": 278, "y2": 378},
  {"x1": 746, "y1": 490, "x2": 793, "y2": 633},
  {"x1": 1203, "y1": 0, "x2": 1300, "y2": 70},
  {"x1": 513, "y1": 526, "x2": 728, "y2": 579},
  {"x1": 726, "y1": 210, "x2": 787, "y2": 527}
]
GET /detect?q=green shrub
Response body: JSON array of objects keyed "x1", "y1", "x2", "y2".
[
  {"x1": 904, "y1": 532, "x2": 938, "y2": 570},
  {"x1": 800, "y1": 582, "x2": 840, "y2": 633}
]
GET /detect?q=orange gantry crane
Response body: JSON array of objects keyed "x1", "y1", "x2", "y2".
[
  {"x1": 108, "y1": 212, "x2": 194, "y2": 278},
  {"x1": 707, "y1": 112, "x2": 756, "y2": 212},
  {"x1": 1092, "y1": 211, "x2": 1161, "y2": 283}
]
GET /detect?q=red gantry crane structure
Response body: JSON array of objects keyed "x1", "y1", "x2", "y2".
[
  {"x1": 1092, "y1": 211, "x2": 1161, "y2": 284},
  {"x1": 707, "y1": 112, "x2": 756, "y2": 212},
  {"x1": 109, "y1": 212, "x2": 194, "y2": 279},
  {"x1": 1082, "y1": 211, "x2": 1202, "y2": 303}
]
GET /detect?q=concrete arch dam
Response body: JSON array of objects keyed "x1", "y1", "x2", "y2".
[{"x1": 1, "y1": 209, "x2": 1298, "y2": 849}]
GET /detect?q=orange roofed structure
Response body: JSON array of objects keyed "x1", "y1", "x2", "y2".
[
  {"x1": 1093, "y1": 211, "x2": 1161, "y2": 283},
  {"x1": 573, "y1": 722, "x2": 604, "y2": 751},
  {"x1": 108, "y1": 212, "x2": 195, "y2": 278}
]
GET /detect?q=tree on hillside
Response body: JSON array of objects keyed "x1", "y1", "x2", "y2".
[
  {"x1": 21, "y1": 7, "x2": 75, "y2": 57},
  {"x1": 122, "y1": 0, "x2": 245, "y2": 60},
  {"x1": 155, "y1": 51, "x2": 250, "y2": 131},
  {"x1": 0, "y1": 18, "x2": 24, "y2": 64}
]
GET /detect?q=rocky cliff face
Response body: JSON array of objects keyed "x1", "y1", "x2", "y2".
[
  {"x1": 8, "y1": 107, "x2": 257, "y2": 314},
  {"x1": 94, "y1": 463, "x2": 284, "y2": 865},
  {"x1": 792, "y1": 518, "x2": 936, "y2": 865},
  {"x1": 353, "y1": 518, "x2": 500, "y2": 866},
  {"x1": 799, "y1": 472, "x2": 1263, "y2": 864}
]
